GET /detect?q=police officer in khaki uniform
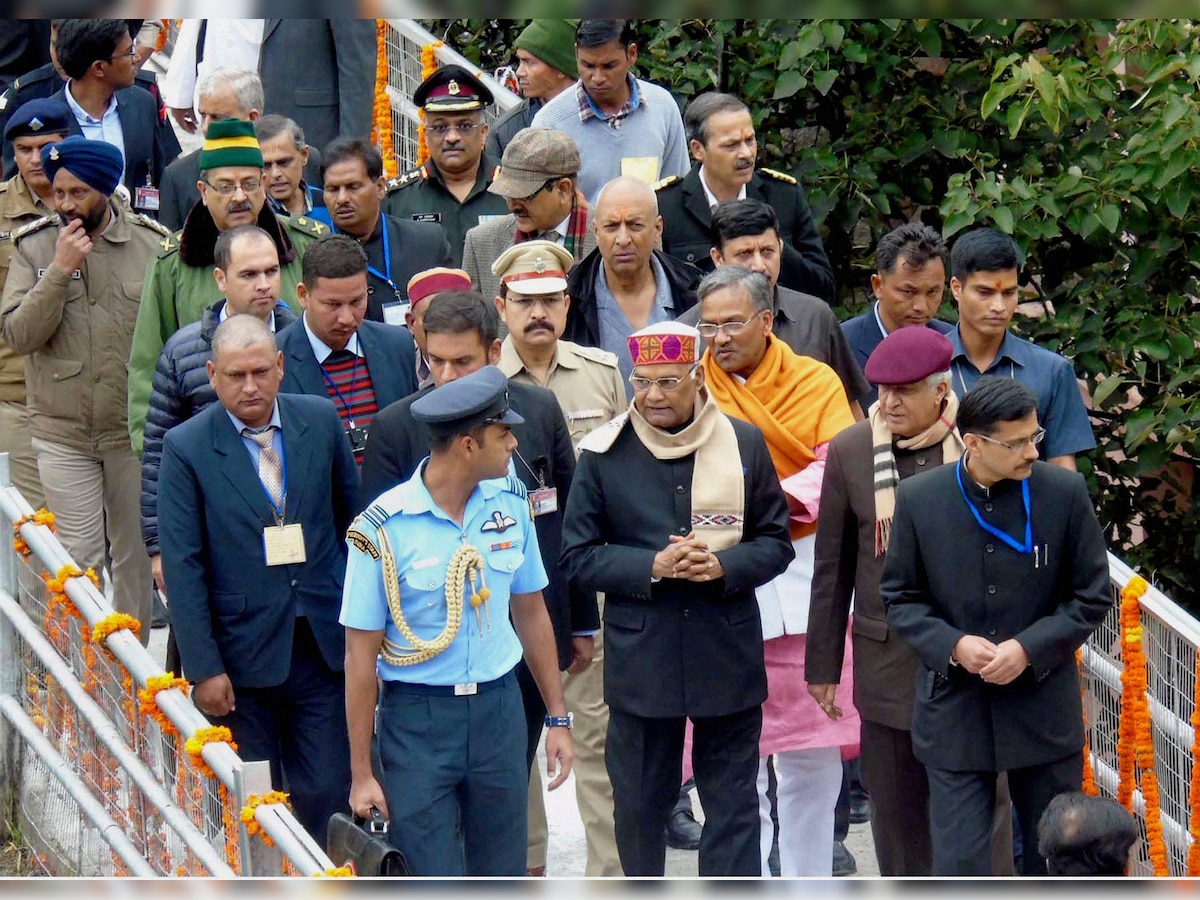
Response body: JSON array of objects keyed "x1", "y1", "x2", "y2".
[
  {"x1": 1, "y1": 136, "x2": 169, "y2": 643},
  {"x1": 382, "y1": 64, "x2": 508, "y2": 267},
  {"x1": 0, "y1": 97, "x2": 71, "y2": 509},
  {"x1": 493, "y1": 239, "x2": 624, "y2": 876}
]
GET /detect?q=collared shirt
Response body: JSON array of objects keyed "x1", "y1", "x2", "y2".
[
  {"x1": 302, "y1": 315, "x2": 362, "y2": 363},
  {"x1": 339, "y1": 462, "x2": 548, "y2": 685},
  {"x1": 595, "y1": 255, "x2": 677, "y2": 398},
  {"x1": 267, "y1": 179, "x2": 315, "y2": 218},
  {"x1": 226, "y1": 401, "x2": 284, "y2": 477},
  {"x1": 533, "y1": 213, "x2": 572, "y2": 245},
  {"x1": 698, "y1": 166, "x2": 748, "y2": 209},
  {"x1": 576, "y1": 73, "x2": 642, "y2": 128},
  {"x1": 948, "y1": 325, "x2": 1095, "y2": 458},
  {"x1": 64, "y1": 82, "x2": 126, "y2": 183},
  {"x1": 217, "y1": 301, "x2": 279, "y2": 332},
  {"x1": 415, "y1": 351, "x2": 432, "y2": 390}
]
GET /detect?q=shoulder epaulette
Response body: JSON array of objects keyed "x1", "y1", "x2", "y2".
[
  {"x1": 11, "y1": 215, "x2": 55, "y2": 241},
  {"x1": 156, "y1": 229, "x2": 182, "y2": 257},
  {"x1": 502, "y1": 474, "x2": 528, "y2": 500},
  {"x1": 653, "y1": 175, "x2": 683, "y2": 191},
  {"x1": 577, "y1": 412, "x2": 630, "y2": 455},
  {"x1": 130, "y1": 212, "x2": 172, "y2": 237},
  {"x1": 347, "y1": 502, "x2": 393, "y2": 560},
  {"x1": 572, "y1": 343, "x2": 619, "y2": 367},
  {"x1": 385, "y1": 167, "x2": 424, "y2": 192},
  {"x1": 289, "y1": 215, "x2": 330, "y2": 237},
  {"x1": 0, "y1": 181, "x2": 9, "y2": 194},
  {"x1": 760, "y1": 167, "x2": 797, "y2": 185}
]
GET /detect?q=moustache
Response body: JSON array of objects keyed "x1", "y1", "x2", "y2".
[
  {"x1": 524, "y1": 322, "x2": 553, "y2": 334},
  {"x1": 227, "y1": 201, "x2": 253, "y2": 214}
]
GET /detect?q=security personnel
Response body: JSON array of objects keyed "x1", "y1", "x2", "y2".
[
  {"x1": 493, "y1": 239, "x2": 624, "y2": 875},
  {"x1": 655, "y1": 92, "x2": 835, "y2": 303},
  {"x1": 382, "y1": 64, "x2": 509, "y2": 267},
  {"x1": 341, "y1": 365, "x2": 573, "y2": 876},
  {"x1": 0, "y1": 98, "x2": 72, "y2": 511}
]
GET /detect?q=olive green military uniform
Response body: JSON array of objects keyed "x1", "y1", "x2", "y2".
[
  {"x1": 381, "y1": 154, "x2": 509, "y2": 267},
  {"x1": 0, "y1": 173, "x2": 51, "y2": 508},
  {"x1": 0, "y1": 201, "x2": 171, "y2": 643}
]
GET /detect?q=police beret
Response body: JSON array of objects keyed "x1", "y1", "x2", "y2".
[
  {"x1": 41, "y1": 136, "x2": 124, "y2": 197},
  {"x1": 4, "y1": 97, "x2": 71, "y2": 142},
  {"x1": 413, "y1": 63, "x2": 493, "y2": 112},
  {"x1": 864, "y1": 326, "x2": 953, "y2": 386},
  {"x1": 411, "y1": 365, "x2": 524, "y2": 437},
  {"x1": 407, "y1": 267, "x2": 472, "y2": 309}
]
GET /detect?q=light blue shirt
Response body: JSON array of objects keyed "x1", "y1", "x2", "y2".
[
  {"x1": 302, "y1": 315, "x2": 362, "y2": 363},
  {"x1": 339, "y1": 463, "x2": 548, "y2": 685},
  {"x1": 948, "y1": 326, "x2": 1096, "y2": 459},
  {"x1": 64, "y1": 83, "x2": 126, "y2": 185},
  {"x1": 225, "y1": 402, "x2": 284, "y2": 491},
  {"x1": 595, "y1": 254, "x2": 676, "y2": 399}
]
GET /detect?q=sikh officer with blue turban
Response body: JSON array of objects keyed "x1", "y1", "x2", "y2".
[{"x1": 0, "y1": 135, "x2": 170, "y2": 642}]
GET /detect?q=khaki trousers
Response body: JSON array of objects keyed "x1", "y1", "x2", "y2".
[
  {"x1": 0, "y1": 400, "x2": 44, "y2": 509},
  {"x1": 527, "y1": 596, "x2": 622, "y2": 875},
  {"x1": 34, "y1": 438, "x2": 152, "y2": 646}
]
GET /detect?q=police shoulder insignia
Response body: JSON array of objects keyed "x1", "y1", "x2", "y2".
[
  {"x1": 653, "y1": 175, "x2": 682, "y2": 191},
  {"x1": 572, "y1": 343, "x2": 619, "y2": 367},
  {"x1": 157, "y1": 230, "x2": 183, "y2": 257},
  {"x1": 346, "y1": 526, "x2": 381, "y2": 560},
  {"x1": 131, "y1": 213, "x2": 171, "y2": 237},
  {"x1": 760, "y1": 167, "x2": 798, "y2": 185},
  {"x1": 11, "y1": 216, "x2": 55, "y2": 241}
]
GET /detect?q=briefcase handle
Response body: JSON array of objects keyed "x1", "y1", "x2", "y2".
[{"x1": 360, "y1": 806, "x2": 388, "y2": 835}]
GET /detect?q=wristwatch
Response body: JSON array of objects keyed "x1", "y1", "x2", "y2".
[{"x1": 544, "y1": 712, "x2": 573, "y2": 729}]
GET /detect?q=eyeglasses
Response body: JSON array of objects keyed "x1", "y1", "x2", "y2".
[
  {"x1": 516, "y1": 179, "x2": 556, "y2": 202},
  {"x1": 972, "y1": 427, "x2": 1046, "y2": 453},
  {"x1": 505, "y1": 294, "x2": 565, "y2": 309},
  {"x1": 107, "y1": 46, "x2": 138, "y2": 62},
  {"x1": 204, "y1": 178, "x2": 263, "y2": 196},
  {"x1": 629, "y1": 365, "x2": 698, "y2": 393},
  {"x1": 427, "y1": 121, "x2": 483, "y2": 137},
  {"x1": 696, "y1": 314, "x2": 763, "y2": 339}
]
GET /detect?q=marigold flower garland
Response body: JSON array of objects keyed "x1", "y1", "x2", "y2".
[
  {"x1": 240, "y1": 790, "x2": 290, "y2": 847},
  {"x1": 373, "y1": 20, "x2": 398, "y2": 178},
  {"x1": 91, "y1": 612, "x2": 142, "y2": 649},
  {"x1": 416, "y1": 40, "x2": 444, "y2": 167},
  {"x1": 13, "y1": 508, "x2": 54, "y2": 557},
  {"x1": 185, "y1": 725, "x2": 238, "y2": 781},
  {"x1": 1118, "y1": 575, "x2": 1169, "y2": 876},
  {"x1": 137, "y1": 673, "x2": 189, "y2": 736},
  {"x1": 316, "y1": 867, "x2": 354, "y2": 877},
  {"x1": 1076, "y1": 647, "x2": 1098, "y2": 796}
]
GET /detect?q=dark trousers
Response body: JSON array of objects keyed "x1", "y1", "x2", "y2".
[
  {"x1": 607, "y1": 706, "x2": 761, "y2": 877},
  {"x1": 377, "y1": 669, "x2": 527, "y2": 876},
  {"x1": 212, "y1": 617, "x2": 349, "y2": 849},
  {"x1": 860, "y1": 719, "x2": 932, "y2": 876},
  {"x1": 516, "y1": 659, "x2": 546, "y2": 772},
  {"x1": 927, "y1": 752, "x2": 1081, "y2": 876}
]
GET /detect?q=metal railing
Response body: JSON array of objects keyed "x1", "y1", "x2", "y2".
[{"x1": 0, "y1": 455, "x2": 335, "y2": 876}]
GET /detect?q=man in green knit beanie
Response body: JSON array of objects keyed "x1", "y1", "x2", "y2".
[{"x1": 487, "y1": 19, "x2": 579, "y2": 160}]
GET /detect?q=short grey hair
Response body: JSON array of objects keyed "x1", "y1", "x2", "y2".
[
  {"x1": 255, "y1": 114, "x2": 306, "y2": 152},
  {"x1": 925, "y1": 369, "x2": 952, "y2": 393},
  {"x1": 197, "y1": 68, "x2": 265, "y2": 116},
  {"x1": 697, "y1": 265, "x2": 772, "y2": 313},
  {"x1": 211, "y1": 313, "x2": 276, "y2": 363}
]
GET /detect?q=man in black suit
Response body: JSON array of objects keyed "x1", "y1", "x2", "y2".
[
  {"x1": 322, "y1": 137, "x2": 453, "y2": 325},
  {"x1": 278, "y1": 235, "x2": 418, "y2": 466},
  {"x1": 359, "y1": 290, "x2": 596, "y2": 774},
  {"x1": 159, "y1": 313, "x2": 359, "y2": 847},
  {"x1": 52, "y1": 19, "x2": 179, "y2": 216},
  {"x1": 881, "y1": 377, "x2": 1111, "y2": 876},
  {"x1": 560, "y1": 321, "x2": 794, "y2": 877}
]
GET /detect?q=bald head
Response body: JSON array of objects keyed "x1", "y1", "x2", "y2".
[
  {"x1": 211, "y1": 313, "x2": 276, "y2": 363},
  {"x1": 593, "y1": 176, "x2": 663, "y2": 279},
  {"x1": 208, "y1": 314, "x2": 284, "y2": 428}
]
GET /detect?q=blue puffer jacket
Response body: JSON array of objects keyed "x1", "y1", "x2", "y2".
[{"x1": 139, "y1": 299, "x2": 297, "y2": 554}]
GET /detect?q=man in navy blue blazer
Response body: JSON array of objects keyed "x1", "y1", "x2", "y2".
[
  {"x1": 158, "y1": 313, "x2": 359, "y2": 847},
  {"x1": 841, "y1": 223, "x2": 955, "y2": 408},
  {"x1": 277, "y1": 236, "x2": 418, "y2": 466}
]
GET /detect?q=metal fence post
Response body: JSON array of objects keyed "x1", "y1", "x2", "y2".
[
  {"x1": 0, "y1": 453, "x2": 20, "y2": 838},
  {"x1": 234, "y1": 758, "x2": 283, "y2": 875}
]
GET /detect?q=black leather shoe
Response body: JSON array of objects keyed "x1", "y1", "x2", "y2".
[
  {"x1": 665, "y1": 809, "x2": 702, "y2": 850},
  {"x1": 833, "y1": 840, "x2": 857, "y2": 877},
  {"x1": 849, "y1": 794, "x2": 870, "y2": 825}
]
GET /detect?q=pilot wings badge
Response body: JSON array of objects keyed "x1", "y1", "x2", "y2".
[{"x1": 481, "y1": 511, "x2": 517, "y2": 533}]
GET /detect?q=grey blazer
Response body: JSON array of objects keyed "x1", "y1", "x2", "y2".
[{"x1": 462, "y1": 212, "x2": 599, "y2": 304}]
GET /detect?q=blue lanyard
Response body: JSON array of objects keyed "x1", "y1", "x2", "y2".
[
  {"x1": 320, "y1": 351, "x2": 362, "y2": 427},
  {"x1": 955, "y1": 457, "x2": 1032, "y2": 554},
  {"x1": 333, "y1": 213, "x2": 402, "y2": 301}
]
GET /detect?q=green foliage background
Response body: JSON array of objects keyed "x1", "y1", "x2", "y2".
[{"x1": 436, "y1": 18, "x2": 1200, "y2": 606}]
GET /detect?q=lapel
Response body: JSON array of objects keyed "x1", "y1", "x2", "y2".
[
  {"x1": 113, "y1": 90, "x2": 145, "y2": 187},
  {"x1": 278, "y1": 396, "x2": 313, "y2": 517},
  {"x1": 211, "y1": 406, "x2": 276, "y2": 524},
  {"x1": 682, "y1": 171, "x2": 712, "y2": 232},
  {"x1": 355, "y1": 323, "x2": 391, "y2": 400},
  {"x1": 746, "y1": 173, "x2": 767, "y2": 204},
  {"x1": 283, "y1": 325, "x2": 329, "y2": 396},
  {"x1": 261, "y1": 19, "x2": 283, "y2": 49}
]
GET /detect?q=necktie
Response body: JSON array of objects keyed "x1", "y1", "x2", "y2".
[{"x1": 243, "y1": 425, "x2": 283, "y2": 510}]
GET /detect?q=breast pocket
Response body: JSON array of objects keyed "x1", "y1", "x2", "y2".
[
  {"x1": 567, "y1": 409, "x2": 608, "y2": 443},
  {"x1": 29, "y1": 356, "x2": 83, "y2": 418},
  {"x1": 484, "y1": 548, "x2": 525, "y2": 593}
]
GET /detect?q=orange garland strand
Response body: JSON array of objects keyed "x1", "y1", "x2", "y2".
[
  {"x1": 417, "y1": 41, "x2": 444, "y2": 167},
  {"x1": 91, "y1": 612, "x2": 142, "y2": 649},
  {"x1": 315, "y1": 867, "x2": 355, "y2": 877},
  {"x1": 373, "y1": 20, "x2": 398, "y2": 178},
  {"x1": 1118, "y1": 575, "x2": 1170, "y2": 876},
  {"x1": 185, "y1": 726, "x2": 238, "y2": 781},
  {"x1": 1188, "y1": 645, "x2": 1200, "y2": 875},
  {"x1": 1076, "y1": 647, "x2": 1098, "y2": 796},
  {"x1": 13, "y1": 508, "x2": 55, "y2": 558},
  {"x1": 239, "y1": 790, "x2": 290, "y2": 847},
  {"x1": 137, "y1": 673, "x2": 189, "y2": 737}
]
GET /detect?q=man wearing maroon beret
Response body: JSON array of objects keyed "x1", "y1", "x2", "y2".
[{"x1": 805, "y1": 326, "x2": 964, "y2": 875}]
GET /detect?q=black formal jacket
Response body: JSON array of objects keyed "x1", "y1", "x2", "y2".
[
  {"x1": 656, "y1": 165, "x2": 836, "y2": 303},
  {"x1": 358, "y1": 379, "x2": 595, "y2": 669},
  {"x1": 841, "y1": 310, "x2": 956, "y2": 407},
  {"x1": 277, "y1": 317, "x2": 418, "y2": 419},
  {"x1": 560, "y1": 415, "x2": 793, "y2": 719},
  {"x1": 158, "y1": 393, "x2": 359, "y2": 688},
  {"x1": 881, "y1": 460, "x2": 1112, "y2": 771},
  {"x1": 563, "y1": 248, "x2": 703, "y2": 349},
  {"x1": 351, "y1": 213, "x2": 453, "y2": 323}
]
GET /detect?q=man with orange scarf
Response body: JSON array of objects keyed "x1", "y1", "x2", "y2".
[{"x1": 698, "y1": 265, "x2": 857, "y2": 876}]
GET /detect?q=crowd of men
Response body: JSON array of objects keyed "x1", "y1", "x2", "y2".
[{"x1": 0, "y1": 17, "x2": 1122, "y2": 880}]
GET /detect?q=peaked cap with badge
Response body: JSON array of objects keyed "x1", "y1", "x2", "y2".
[
  {"x1": 411, "y1": 365, "x2": 524, "y2": 439},
  {"x1": 491, "y1": 239, "x2": 573, "y2": 295},
  {"x1": 413, "y1": 63, "x2": 494, "y2": 113},
  {"x1": 3, "y1": 96, "x2": 71, "y2": 143}
]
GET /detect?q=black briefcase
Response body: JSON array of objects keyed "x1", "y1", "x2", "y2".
[{"x1": 326, "y1": 808, "x2": 412, "y2": 876}]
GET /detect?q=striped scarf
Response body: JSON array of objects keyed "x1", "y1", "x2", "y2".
[
  {"x1": 871, "y1": 391, "x2": 964, "y2": 556},
  {"x1": 513, "y1": 190, "x2": 590, "y2": 260}
]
